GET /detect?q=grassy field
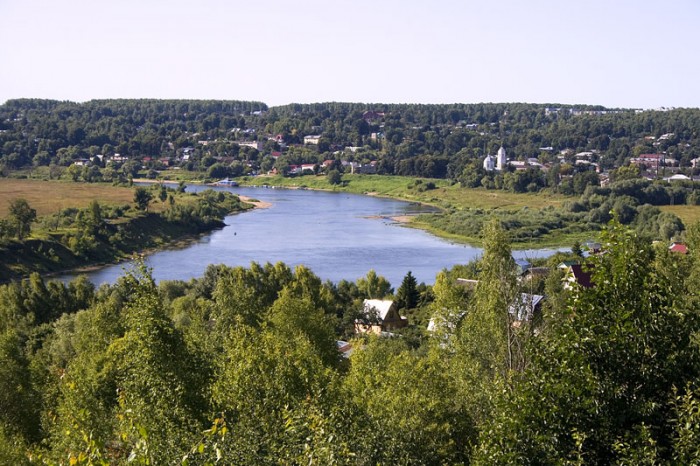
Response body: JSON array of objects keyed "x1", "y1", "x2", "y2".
[
  {"x1": 0, "y1": 179, "x2": 139, "y2": 217},
  {"x1": 0, "y1": 179, "x2": 250, "y2": 281},
  {"x1": 660, "y1": 205, "x2": 700, "y2": 227}
]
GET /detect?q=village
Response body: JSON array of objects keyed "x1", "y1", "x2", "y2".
[{"x1": 337, "y1": 237, "x2": 691, "y2": 358}]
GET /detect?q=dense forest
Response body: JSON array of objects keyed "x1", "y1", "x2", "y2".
[
  {"x1": 1, "y1": 99, "x2": 699, "y2": 180},
  {"x1": 1, "y1": 218, "x2": 700, "y2": 464}
]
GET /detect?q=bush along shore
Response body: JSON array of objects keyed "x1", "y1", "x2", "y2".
[{"x1": 0, "y1": 186, "x2": 252, "y2": 282}]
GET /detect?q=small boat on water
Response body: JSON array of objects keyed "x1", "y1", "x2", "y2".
[{"x1": 212, "y1": 178, "x2": 239, "y2": 187}]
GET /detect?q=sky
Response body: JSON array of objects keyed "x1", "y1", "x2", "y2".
[{"x1": 1, "y1": 0, "x2": 699, "y2": 109}]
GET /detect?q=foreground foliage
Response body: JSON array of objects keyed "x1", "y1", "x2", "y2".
[{"x1": 0, "y1": 220, "x2": 699, "y2": 464}]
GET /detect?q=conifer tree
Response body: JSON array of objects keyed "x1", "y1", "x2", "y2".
[{"x1": 395, "y1": 270, "x2": 419, "y2": 311}]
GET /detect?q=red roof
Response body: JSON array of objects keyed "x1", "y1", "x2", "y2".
[{"x1": 669, "y1": 242, "x2": 688, "y2": 254}]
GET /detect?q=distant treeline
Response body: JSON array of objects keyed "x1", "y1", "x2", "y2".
[{"x1": 1, "y1": 99, "x2": 699, "y2": 179}]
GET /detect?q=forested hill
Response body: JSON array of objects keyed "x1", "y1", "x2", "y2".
[{"x1": 1, "y1": 98, "x2": 699, "y2": 179}]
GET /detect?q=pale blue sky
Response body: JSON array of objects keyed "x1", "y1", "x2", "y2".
[{"x1": 1, "y1": 0, "x2": 698, "y2": 108}]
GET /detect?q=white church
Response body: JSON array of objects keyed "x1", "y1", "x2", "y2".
[{"x1": 483, "y1": 146, "x2": 508, "y2": 171}]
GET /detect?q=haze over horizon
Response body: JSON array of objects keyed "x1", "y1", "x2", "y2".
[{"x1": 1, "y1": 0, "x2": 699, "y2": 110}]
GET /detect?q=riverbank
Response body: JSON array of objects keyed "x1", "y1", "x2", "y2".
[
  {"x1": 238, "y1": 195, "x2": 272, "y2": 209},
  {"x1": 235, "y1": 174, "x2": 594, "y2": 248},
  {"x1": 130, "y1": 175, "x2": 596, "y2": 249},
  {"x1": 0, "y1": 186, "x2": 255, "y2": 283},
  {"x1": 132, "y1": 178, "x2": 273, "y2": 209},
  {"x1": 52, "y1": 185, "x2": 502, "y2": 287}
]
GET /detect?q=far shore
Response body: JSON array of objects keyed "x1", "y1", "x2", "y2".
[
  {"x1": 390, "y1": 215, "x2": 414, "y2": 224},
  {"x1": 365, "y1": 214, "x2": 416, "y2": 224},
  {"x1": 238, "y1": 195, "x2": 272, "y2": 209},
  {"x1": 131, "y1": 178, "x2": 273, "y2": 209}
]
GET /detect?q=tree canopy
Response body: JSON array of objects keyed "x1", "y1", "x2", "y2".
[{"x1": 0, "y1": 219, "x2": 699, "y2": 463}]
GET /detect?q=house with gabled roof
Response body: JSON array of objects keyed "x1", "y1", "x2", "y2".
[
  {"x1": 559, "y1": 262, "x2": 594, "y2": 289},
  {"x1": 355, "y1": 299, "x2": 407, "y2": 335},
  {"x1": 509, "y1": 293, "x2": 545, "y2": 324}
]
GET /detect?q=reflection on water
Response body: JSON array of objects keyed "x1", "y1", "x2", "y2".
[{"x1": 60, "y1": 185, "x2": 561, "y2": 287}]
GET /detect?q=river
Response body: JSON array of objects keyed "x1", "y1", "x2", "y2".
[{"x1": 60, "y1": 185, "x2": 560, "y2": 287}]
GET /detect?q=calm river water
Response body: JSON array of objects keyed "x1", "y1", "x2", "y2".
[{"x1": 61, "y1": 185, "x2": 559, "y2": 287}]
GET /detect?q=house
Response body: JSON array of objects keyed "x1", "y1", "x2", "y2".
[
  {"x1": 427, "y1": 293, "x2": 544, "y2": 334},
  {"x1": 527, "y1": 158, "x2": 544, "y2": 168},
  {"x1": 355, "y1": 299, "x2": 407, "y2": 335},
  {"x1": 669, "y1": 242, "x2": 688, "y2": 254},
  {"x1": 427, "y1": 310, "x2": 466, "y2": 334},
  {"x1": 630, "y1": 154, "x2": 665, "y2": 170},
  {"x1": 559, "y1": 262, "x2": 594, "y2": 289},
  {"x1": 336, "y1": 340, "x2": 355, "y2": 358},
  {"x1": 509, "y1": 293, "x2": 545, "y2": 323},
  {"x1": 510, "y1": 160, "x2": 531, "y2": 171},
  {"x1": 238, "y1": 141, "x2": 263, "y2": 151},
  {"x1": 520, "y1": 266, "x2": 550, "y2": 282},
  {"x1": 304, "y1": 135, "x2": 322, "y2": 145},
  {"x1": 357, "y1": 162, "x2": 377, "y2": 174},
  {"x1": 300, "y1": 163, "x2": 316, "y2": 173},
  {"x1": 72, "y1": 158, "x2": 91, "y2": 166},
  {"x1": 515, "y1": 258, "x2": 531, "y2": 275}
]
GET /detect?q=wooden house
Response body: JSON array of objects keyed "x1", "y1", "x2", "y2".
[{"x1": 355, "y1": 299, "x2": 407, "y2": 335}]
